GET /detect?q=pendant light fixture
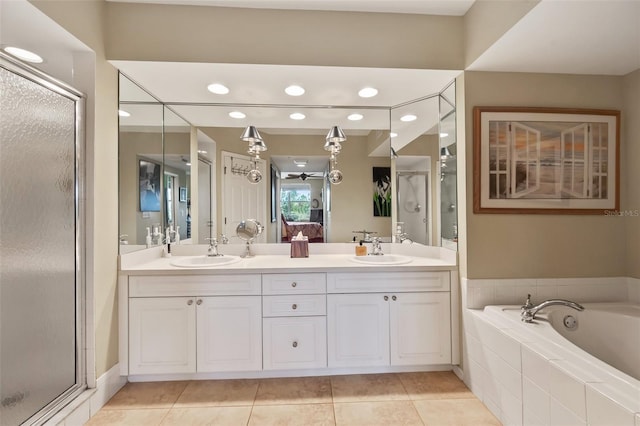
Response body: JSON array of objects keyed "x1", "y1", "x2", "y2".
[
  {"x1": 324, "y1": 126, "x2": 345, "y2": 185},
  {"x1": 241, "y1": 125, "x2": 267, "y2": 184}
]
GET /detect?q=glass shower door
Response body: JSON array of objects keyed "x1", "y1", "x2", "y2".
[{"x1": 0, "y1": 55, "x2": 84, "y2": 425}]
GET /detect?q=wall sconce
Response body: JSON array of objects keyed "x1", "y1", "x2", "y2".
[
  {"x1": 241, "y1": 125, "x2": 267, "y2": 183},
  {"x1": 324, "y1": 126, "x2": 345, "y2": 185}
]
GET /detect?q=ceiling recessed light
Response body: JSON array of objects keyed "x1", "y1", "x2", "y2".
[
  {"x1": 358, "y1": 87, "x2": 378, "y2": 98},
  {"x1": 197, "y1": 149, "x2": 208, "y2": 154},
  {"x1": 400, "y1": 114, "x2": 417, "y2": 122},
  {"x1": 207, "y1": 83, "x2": 229, "y2": 94},
  {"x1": 289, "y1": 112, "x2": 306, "y2": 120},
  {"x1": 293, "y1": 159, "x2": 307, "y2": 168},
  {"x1": 229, "y1": 111, "x2": 246, "y2": 119},
  {"x1": 118, "y1": 109, "x2": 130, "y2": 117},
  {"x1": 348, "y1": 113, "x2": 363, "y2": 121},
  {"x1": 390, "y1": 132, "x2": 398, "y2": 138},
  {"x1": 285, "y1": 85, "x2": 305, "y2": 96},
  {"x1": 3, "y1": 46, "x2": 43, "y2": 63},
  {"x1": 440, "y1": 132, "x2": 449, "y2": 137}
]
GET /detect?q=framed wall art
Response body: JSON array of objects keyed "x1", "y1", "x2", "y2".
[{"x1": 473, "y1": 107, "x2": 620, "y2": 214}]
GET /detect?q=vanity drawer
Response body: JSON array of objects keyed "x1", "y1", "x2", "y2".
[
  {"x1": 129, "y1": 274, "x2": 261, "y2": 297},
  {"x1": 263, "y1": 294, "x2": 326, "y2": 317},
  {"x1": 327, "y1": 271, "x2": 450, "y2": 293},
  {"x1": 262, "y1": 273, "x2": 326, "y2": 295},
  {"x1": 263, "y1": 316, "x2": 327, "y2": 370}
]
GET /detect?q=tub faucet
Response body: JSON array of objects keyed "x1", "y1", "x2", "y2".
[{"x1": 521, "y1": 294, "x2": 584, "y2": 323}]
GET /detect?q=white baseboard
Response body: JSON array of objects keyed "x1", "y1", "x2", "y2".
[{"x1": 48, "y1": 363, "x2": 126, "y2": 425}]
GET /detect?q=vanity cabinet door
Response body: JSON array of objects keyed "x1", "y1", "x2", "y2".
[
  {"x1": 129, "y1": 297, "x2": 196, "y2": 375},
  {"x1": 196, "y1": 296, "x2": 262, "y2": 372},
  {"x1": 389, "y1": 292, "x2": 451, "y2": 365},
  {"x1": 327, "y1": 293, "x2": 390, "y2": 367}
]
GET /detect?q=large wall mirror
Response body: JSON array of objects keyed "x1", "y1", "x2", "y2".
[{"x1": 117, "y1": 66, "x2": 458, "y2": 254}]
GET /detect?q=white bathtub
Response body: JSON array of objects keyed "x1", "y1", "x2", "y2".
[{"x1": 465, "y1": 302, "x2": 640, "y2": 425}]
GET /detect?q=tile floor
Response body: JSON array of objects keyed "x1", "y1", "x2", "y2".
[{"x1": 87, "y1": 372, "x2": 501, "y2": 425}]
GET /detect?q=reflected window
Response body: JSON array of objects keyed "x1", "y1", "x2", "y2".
[{"x1": 281, "y1": 183, "x2": 311, "y2": 222}]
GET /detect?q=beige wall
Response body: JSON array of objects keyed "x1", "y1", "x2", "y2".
[
  {"x1": 105, "y1": 2, "x2": 463, "y2": 70},
  {"x1": 623, "y1": 69, "x2": 640, "y2": 278},
  {"x1": 29, "y1": 0, "x2": 120, "y2": 377},
  {"x1": 464, "y1": 71, "x2": 627, "y2": 279}
]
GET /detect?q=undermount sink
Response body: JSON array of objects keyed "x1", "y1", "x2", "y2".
[
  {"x1": 349, "y1": 254, "x2": 413, "y2": 265},
  {"x1": 170, "y1": 255, "x2": 242, "y2": 268}
]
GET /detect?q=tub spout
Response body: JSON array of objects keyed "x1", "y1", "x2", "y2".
[{"x1": 521, "y1": 294, "x2": 584, "y2": 323}]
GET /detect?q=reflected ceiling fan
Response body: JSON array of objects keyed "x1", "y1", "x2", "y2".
[{"x1": 285, "y1": 172, "x2": 319, "y2": 181}]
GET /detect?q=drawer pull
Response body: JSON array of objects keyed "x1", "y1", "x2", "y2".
[
  {"x1": 292, "y1": 341, "x2": 298, "y2": 348},
  {"x1": 292, "y1": 304, "x2": 297, "y2": 310},
  {"x1": 196, "y1": 299, "x2": 203, "y2": 305},
  {"x1": 392, "y1": 295, "x2": 397, "y2": 301},
  {"x1": 384, "y1": 295, "x2": 388, "y2": 301},
  {"x1": 291, "y1": 282, "x2": 297, "y2": 287},
  {"x1": 187, "y1": 299, "x2": 193, "y2": 306}
]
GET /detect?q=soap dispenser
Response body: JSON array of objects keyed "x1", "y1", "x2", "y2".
[
  {"x1": 145, "y1": 227, "x2": 152, "y2": 248},
  {"x1": 355, "y1": 240, "x2": 367, "y2": 256}
]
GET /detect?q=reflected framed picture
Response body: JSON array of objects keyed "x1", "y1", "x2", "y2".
[
  {"x1": 139, "y1": 159, "x2": 161, "y2": 212},
  {"x1": 473, "y1": 107, "x2": 620, "y2": 214},
  {"x1": 373, "y1": 166, "x2": 391, "y2": 217},
  {"x1": 179, "y1": 187, "x2": 187, "y2": 203}
]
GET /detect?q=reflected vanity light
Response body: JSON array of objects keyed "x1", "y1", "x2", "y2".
[
  {"x1": 325, "y1": 126, "x2": 345, "y2": 185},
  {"x1": 241, "y1": 125, "x2": 267, "y2": 184},
  {"x1": 440, "y1": 146, "x2": 453, "y2": 159}
]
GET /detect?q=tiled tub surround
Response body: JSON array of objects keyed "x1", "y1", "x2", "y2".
[{"x1": 462, "y1": 297, "x2": 640, "y2": 426}]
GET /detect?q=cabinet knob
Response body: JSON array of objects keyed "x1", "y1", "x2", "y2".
[
  {"x1": 291, "y1": 282, "x2": 297, "y2": 287},
  {"x1": 187, "y1": 299, "x2": 193, "y2": 305},
  {"x1": 196, "y1": 299, "x2": 203, "y2": 305},
  {"x1": 384, "y1": 295, "x2": 389, "y2": 301},
  {"x1": 292, "y1": 304, "x2": 297, "y2": 310},
  {"x1": 292, "y1": 341, "x2": 298, "y2": 348},
  {"x1": 392, "y1": 295, "x2": 397, "y2": 301}
]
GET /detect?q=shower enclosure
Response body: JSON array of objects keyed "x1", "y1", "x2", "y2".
[
  {"x1": 396, "y1": 171, "x2": 431, "y2": 245},
  {"x1": 0, "y1": 53, "x2": 85, "y2": 425}
]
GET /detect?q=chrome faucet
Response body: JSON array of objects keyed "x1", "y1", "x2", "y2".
[
  {"x1": 206, "y1": 237, "x2": 221, "y2": 257},
  {"x1": 521, "y1": 294, "x2": 584, "y2": 323},
  {"x1": 370, "y1": 237, "x2": 384, "y2": 256}
]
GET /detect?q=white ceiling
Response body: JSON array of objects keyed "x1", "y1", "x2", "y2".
[{"x1": 469, "y1": 0, "x2": 640, "y2": 76}]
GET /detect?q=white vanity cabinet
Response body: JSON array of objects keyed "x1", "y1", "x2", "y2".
[
  {"x1": 126, "y1": 274, "x2": 262, "y2": 375},
  {"x1": 327, "y1": 272, "x2": 451, "y2": 368},
  {"x1": 262, "y1": 273, "x2": 327, "y2": 370}
]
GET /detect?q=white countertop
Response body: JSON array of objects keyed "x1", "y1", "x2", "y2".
[{"x1": 119, "y1": 243, "x2": 457, "y2": 275}]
